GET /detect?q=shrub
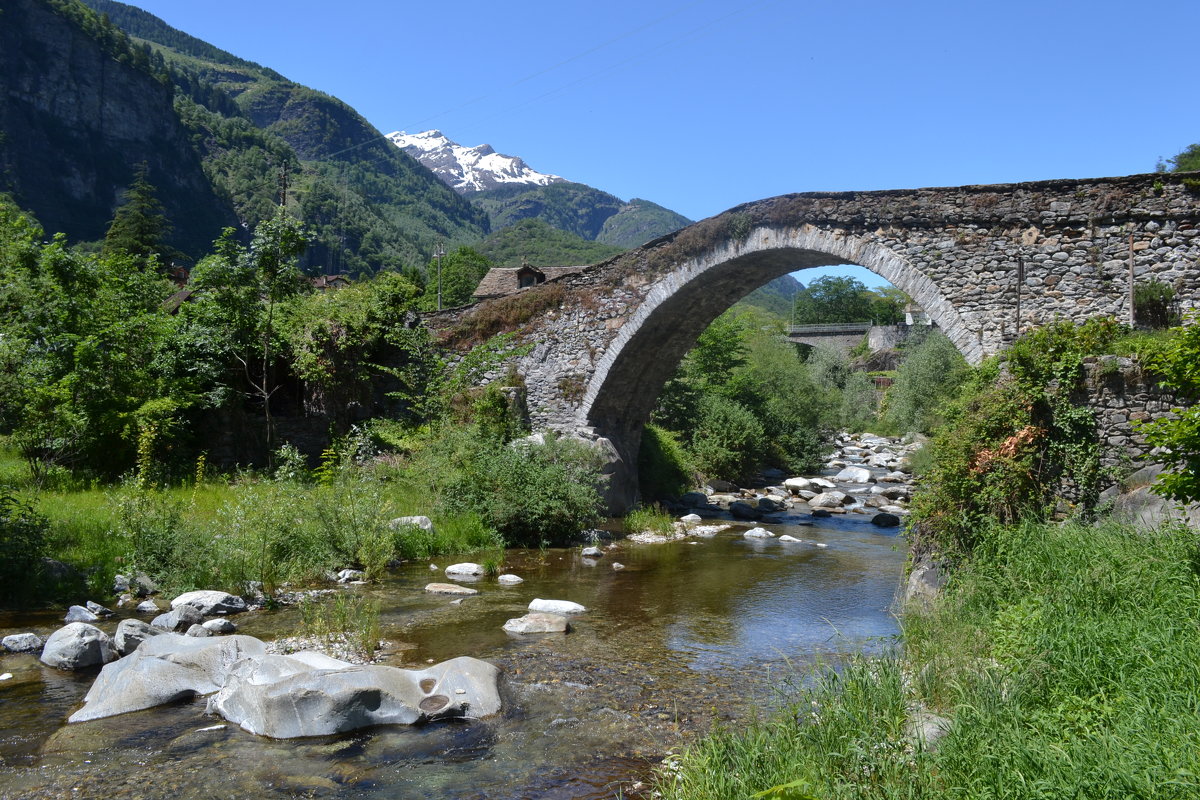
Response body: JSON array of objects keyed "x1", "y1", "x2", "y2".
[
  {"x1": 444, "y1": 433, "x2": 603, "y2": 547},
  {"x1": 689, "y1": 395, "x2": 766, "y2": 482},
  {"x1": 1134, "y1": 278, "x2": 1177, "y2": 329},
  {"x1": 625, "y1": 503, "x2": 675, "y2": 536},
  {"x1": 883, "y1": 329, "x2": 969, "y2": 434}
]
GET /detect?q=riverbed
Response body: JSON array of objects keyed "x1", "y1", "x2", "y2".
[{"x1": 0, "y1": 514, "x2": 905, "y2": 799}]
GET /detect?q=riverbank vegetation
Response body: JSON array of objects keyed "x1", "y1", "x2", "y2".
[{"x1": 655, "y1": 314, "x2": 1200, "y2": 798}]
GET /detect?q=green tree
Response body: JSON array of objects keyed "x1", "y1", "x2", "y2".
[
  {"x1": 419, "y1": 246, "x2": 492, "y2": 310},
  {"x1": 792, "y1": 276, "x2": 874, "y2": 324},
  {"x1": 102, "y1": 163, "x2": 175, "y2": 265},
  {"x1": 1159, "y1": 143, "x2": 1200, "y2": 173},
  {"x1": 883, "y1": 329, "x2": 969, "y2": 434}
]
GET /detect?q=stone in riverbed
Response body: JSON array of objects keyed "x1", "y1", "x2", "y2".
[
  {"x1": 444, "y1": 563, "x2": 484, "y2": 577},
  {"x1": 529, "y1": 598, "x2": 586, "y2": 615},
  {"x1": 872, "y1": 512, "x2": 902, "y2": 527},
  {"x1": 186, "y1": 624, "x2": 212, "y2": 638},
  {"x1": 809, "y1": 491, "x2": 849, "y2": 508},
  {"x1": 425, "y1": 583, "x2": 479, "y2": 596},
  {"x1": 170, "y1": 590, "x2": 247, "y2": 616},
  {"x1": 783, "y1": 477, "x2": 812, "y2": 492},
  {"x1": 64, "y1": 605, "x2": 98, "y2": 623},
  {"x1": 757, "y1": 496, "x2": 786, "y2": 512},
  {"x1": 85, "y1": 601, "x2": 114, "y2": 618},
  {"x1": 497, "y1": 574, "x2": 524, "y2": 585},
  {"x1": 809, "y1": 477, "x2": 836, "y2": 489},
  {"x1": 136, "y1": 599, "x2": 161, "y2": 614},
  {"x1": 2, "y1": 633, "x2": 44, "y2": 653},
  {"x1": 835, "y1": 466, "x2": 875, "y2": 483},
  {"x1": 778, "y1": 535, "x2": 803, "y2": 543},
  {"x1": 679, "y1": 513, "x2": 702, "y2": 524},
  {"x1": 503, "y1": 612, "x2": 569, "y2": 634},
  {"x1": 743, "y1": 527, "x2": 774, "y2": 539},
  {"x1": 729, "y1": 500, "x2": 761, "y2": 520},
  {"x1": 152, "y1": 603, "x2": 205, "y2": 632},
  {"x1": 581, "y1": 546, "x2": 603, "y2": 558},
  {"x1": 40, "y1": 623, "x2": 117, "y2": 670},
  {"x1": 679, "y1": 491, "x2": 709, "y2": 508},
  {"x1": 202, "y1": 618, "x2": 237, "y2": 634},
  {"x1": 114, "y1": 618, "x2": 163, "y2": 655}
]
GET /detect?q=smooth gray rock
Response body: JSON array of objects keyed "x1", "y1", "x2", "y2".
[
  {"x1": 40, "y1": 623, "x2": 117, "y2": 671},
  {"x1": 679, "y1": 513, "x2": 702, "y2": 524},
  {"x1": 68, "y1": 634, "x2": 268, "y2": 722},
  {"x1": 872, "y1": 512, "x2": 902, "y2": 527},
  {"x1": 202, "y1": 618, "x2": 237, "y2": 634},
  {"x1": 2, "y1": 633, "x2": 44, "y2": 653},
  {"x1": 581, "y1": 546, "x2": 603, "y2": 558},
  {"x1": 208, "y1": 656, "x2": 502, "y2": 738},
  {"x1": 64, "y1": 605, "x2": 98, "y2": 623},
  {"x1": 904, "y1": 560, "x2": 947, "y2": 608},
  {"x1": 809, "y1": 477, "x2": 837, "y2": 489},
  {"x1": 529, "y1": 598, "x2": 586, "y2": 615},
  {"x1": 783, "y1": 477, "x2": 812, "y2": 492},
  {"x1": 743, "y1": 527, "x2": 774, "y2": 539},
  {"x1": 186, "y1": 624, "x2": 212, "y2": 637},
  {"x1": 778, "y1": 535, "x2": 803, "y2": 543},
  {"x1": 679, "y1": 491, "x2": 709, "y2": 508},
  {"x1": 390, "y1": 515, "x2": 434, "y2": 532},
  {"x1": 729, "y1": 500, "x2": 761, "y2": 520},
  {"x1": 757, "y1": 496, "x2": 785, "y2": 512},
  {"x1": 425, "y1": 583, "x2": 478, "y2": 596},
  {"x1": 135, "y1": 599, "x2": 161, "y2": 614},
  {"x1": 114, "y1": 618, "x2": 162, "y2": 656},
  {"x1": 444, "y1": 563, "x2": 484, "y2": 577},
  {"x1": 503, "y1": 612, "x2": 569, "y2": 634},
  {"x1": 809, "y1": 491, "x2": 849, "y2": 508},
  {"x1": 835, "y1": 466, "x2": 875, "y2": 484},
  {"x1": 152, "y1": 603, "x2": 205, "y2": 632},
  {"x1": 170, "y1": 590, "x2": 247, "y2": 616},
  {"x1": 85, "y1": 601, "x2": 113, "y2": 617},
  {"x1": 496, "y1": 574, "x2": 524, "y2": 585}
]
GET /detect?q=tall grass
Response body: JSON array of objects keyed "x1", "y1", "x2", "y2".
[{"x1": 657, "y1": 519, "x2": 1200, "y2": 799}]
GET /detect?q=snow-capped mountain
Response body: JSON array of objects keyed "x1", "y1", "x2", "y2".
[{"x1": 387, "y1": 129, "x2": 565, "y2": 194}]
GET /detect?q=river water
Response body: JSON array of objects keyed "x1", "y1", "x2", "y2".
[{"x1": 0, "y1": 514, "x2": 905, "y2": 800}]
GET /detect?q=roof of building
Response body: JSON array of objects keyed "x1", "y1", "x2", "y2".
[{"x1": 472, "y1": 265, "x2": 586, "y2": 299}]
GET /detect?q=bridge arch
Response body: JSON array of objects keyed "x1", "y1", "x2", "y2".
[{"x1": 574, "y1": 224, "x2": 973, "y2": 512}]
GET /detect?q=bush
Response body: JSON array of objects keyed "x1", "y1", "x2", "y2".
[
  {"x1": 1134, "y1": 278, "x2": 1177, "y2": 329},
  {"x1": 689, "y1": 395, "x2": 766, "y2": 482},
  {"x1": 444, "y1": 433, "x2": 604, "y2": 547},
  {"x1": 883, "y1": 329, "x2": 969, "y2": 434},
  {"x1": 625, "y1": 504, "x2": 675, "y2": 536}
]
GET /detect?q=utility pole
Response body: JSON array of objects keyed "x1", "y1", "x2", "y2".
[{"x1": 434, "y1": 241, "x2": 446, "y2": 311}]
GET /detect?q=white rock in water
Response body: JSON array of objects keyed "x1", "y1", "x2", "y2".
[
  {"x1": 502, "y1": 612, "x2": 569, "y2": 635},
  {"x1": 171, "y1": 590, "x2": 247, "y2": 616},
  {"x1": 783, "y1": 477, "x2": 812, "y2": 492},
  {"x1": 778, "y1": 535, "x2": 803, "y2": 543},
  {"x1": 529, "y1": 598, "x2": 586, "y2": 615},
  {"x1": 679, "y1": 513, "x2": 702, "y2": 524},
  {"x1": 834, "y1": 466, "x2": 876, "y2": 484},
  {"x1": 581, "y1": 546, "x2": 603, "y2": 558},
  {"x1": 444, "y1": 563, "x2": 484, "y2": 577},
  {"x1": 810, "y1": 477, "x2": 836, "y2": 489},
  {"x1": 743, "y1": 527, "x2": 774, "y2": 539},
  {"x1": 2, "y1": 633, "x2": 44, "y2": 653},
  {"x1": 425, "y1": 583, "x2": 479, "y2": 596},
  {"x1": 497, "y1": 574, "x2": 524, "y2": 585},
  {"x1": 135, "y1": 600, "x2": 161, "y2": 614},
  {"x1": 202, "y1": 618, "x2": 237, "y2": 634},
  {"x1": 64, "y1": 605, "x2": 98, "y2": 623},
  {"x1": 810, "y1": 491, "x2": 849, "y2": 508},
  {"x1": 40, "y1": 623, "x2": 117, "y2": 670},
  {"x1": 611, "y1": 562, "x2": 625, "y2": 570}
]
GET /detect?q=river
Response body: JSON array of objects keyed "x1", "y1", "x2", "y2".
[{"x1": 0, "y1": 514, "x2": 905, "y2": 799}]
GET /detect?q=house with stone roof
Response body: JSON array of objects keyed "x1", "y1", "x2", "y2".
[{"x1": 472, "y1": 264, "x2": 586, "y2": 302}]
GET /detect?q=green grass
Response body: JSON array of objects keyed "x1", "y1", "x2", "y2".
[
  {"x1": 656, "y1": 518, "x2": 1200, "y2": 799},
  {"x1": 624, "y1": 503, "x2": 676, "y2": 537}
]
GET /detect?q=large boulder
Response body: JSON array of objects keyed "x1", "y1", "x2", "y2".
[
  {"x1": 208, "y1": 656, "x2": 501, "y2": 738},
  {"x1": 728, "y1": 501, "x2": 761, "y2": 520},
  {"x1": 678, "y1": 491, "x2": 709, "y2": 508},
  {"x1": 68, "y1": 634, "x2": 269, "y2": 722},
  {"x1": 444, "y1": 563, "x2": 484, "y2": 577},
  {"x1": 871, "y1": 512, "x2": 902, "y2": 527},
  {"x1": 40, "y1": 623, "x2": 117, "y2": 670},
  {"x1": 783, "y1": 477, "x2": 812, "y2": 492},
  {"x1": 114, "y1": 618, "x2": 163, "y2": 656},
  {"x1": 64, "y1": 605, "x2": 98, "y2": 623},
  {"x1": 170, "y1": 590, "x2": 247, "y2": 616}
]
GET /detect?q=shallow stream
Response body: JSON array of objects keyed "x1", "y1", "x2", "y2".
[{"x1": 0, "y1": 513, "x2": 905, "y2": 799}]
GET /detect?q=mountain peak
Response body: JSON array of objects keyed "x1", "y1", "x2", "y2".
[{"x1": 387, "y1": 129, "x2": 564, "y2": 194}]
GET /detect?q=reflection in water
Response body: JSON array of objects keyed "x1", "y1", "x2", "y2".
[{"x1": 0, "y1": 517, "x2": 904, "y2": 799}]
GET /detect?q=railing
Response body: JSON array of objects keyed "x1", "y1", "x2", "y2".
[{"x1": 785, "y1": 322, "x2": 873, "y2": 335}]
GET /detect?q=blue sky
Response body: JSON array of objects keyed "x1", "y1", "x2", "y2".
[{"x1": 123, "y1": 0, "x2": 1199, "y2": 288}]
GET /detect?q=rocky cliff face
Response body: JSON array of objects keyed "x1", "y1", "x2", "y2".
[{"x1": 0, "y1": 0, "x2": 236, "y2": 256}]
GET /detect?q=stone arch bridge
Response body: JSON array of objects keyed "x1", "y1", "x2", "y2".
[{"x1": 429, "y1": 172, "x2": 1200, "y2": 513}]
